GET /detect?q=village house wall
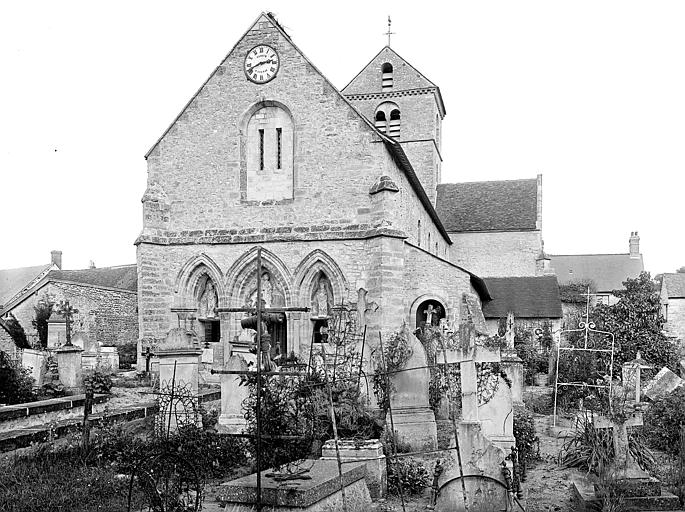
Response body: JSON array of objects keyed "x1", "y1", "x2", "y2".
[
  {"x1": 0, "y1": 326, "x2": 16, "y2": 357},
  {"x1": 448, "y1": 230, "x2": 542, "y2": 277},
  {"x1": 665, "y1": 298, "x2": 685, "y2": 343},
  {"x1": 6, "y1": 283, "x2": 137, "y2": 347}
]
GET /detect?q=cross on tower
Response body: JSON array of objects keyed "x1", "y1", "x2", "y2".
[
  {"x1": 384, "y1": 15, "x2": 395, "y2": 47},
  {"x1": 56, "y1": 300, "x2": 78, "y2": 347},
  {"x1": 424, "y1": 304, "x2": 439, "y2": 325}
]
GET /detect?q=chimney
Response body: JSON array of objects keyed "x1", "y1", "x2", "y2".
[
  {"x1": 51, "y1": 250, "x2": 62, "y2": 269},
  {"x1": 89, "y1": 260, "x2": 96, "y2": 269},
  {"x1": 629, "y1": 231, "x2": 640, "y2": 258}
]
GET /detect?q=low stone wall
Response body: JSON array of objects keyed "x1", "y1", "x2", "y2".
[{"x1": 0, "y1": 394, "x2": 109, "y2": 433}]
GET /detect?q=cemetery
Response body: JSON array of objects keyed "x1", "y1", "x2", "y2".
[{"x1": 1, "y1": 254, "x2": 685, "y2": 512}]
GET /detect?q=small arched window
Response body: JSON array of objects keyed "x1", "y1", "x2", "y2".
[
  {"x1": 381, "y1": 62, "x2": 393, "y2": 89},
  {"x1": 374, "y1": 111, "x2": 387, "y2": 133},
  {"x1": 435, "y1": 242, "x2": 439, "y2": 255},
  {"x1": 388, "y1": 109, "x2": 401, "y2": 138},
  {"x1": 417, "y1": 220, "x2": 422, "y2": 247},
  {"x1": 428, "y1": 233, "x2": 431, "y2": 251}
]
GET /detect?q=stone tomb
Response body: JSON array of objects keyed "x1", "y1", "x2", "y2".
[
  {"x1": 320, "y1": 439, "x2": 386, "y2": 498},
  {"x1": 571, "y1": 406, "x2": 684, "y2": 511},
  {"x1": 217, "y1": 459, "x2": 371, "y2": 511}
]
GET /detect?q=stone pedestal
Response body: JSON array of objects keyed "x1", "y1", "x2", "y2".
[
  {"x1": 387, "y1": 330, "x2": 437, "y2": 451},
  {"x1": 55, "y1": 345, "x2": 83, "y2": 391},
  {"x1": 157, "y1": 347, "x2": 202, "y2": 433},
  {"x1": 501, "y1": 351, "x2": 524, "y2": 406},
  {"x1": 218, "y1": 354, "x2": 249, "y2": 433},
  {"x1": 217, "y1": 460, "x2": 371, "y2": 512},
  {"x1": 47, "y1": 316, "x2": 67, "y2": 348},
  {"x1": 321, "y1": 439, "x2": 386, "y2": 498}
]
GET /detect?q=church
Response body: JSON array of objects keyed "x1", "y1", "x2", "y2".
[{"x1": 136, "y1": 12, "x2": 545, "y2": 368}]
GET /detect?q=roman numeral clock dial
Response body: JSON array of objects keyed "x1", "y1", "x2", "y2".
[{"x1": 244, "y1": 45, "x2": 280, "y2": 84}]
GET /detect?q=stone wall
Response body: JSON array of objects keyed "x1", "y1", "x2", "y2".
[
  {"x1": 448, "y1": 230, "x2": 542, "y2": 277},
  {"x1": 666, "y1": 298, "x2": 685, "y2": 343},
  {"x1": 0, "y1": 325, "x2": 16, "y2": 358},
  {"x1": 7, "y1": 282, "x2": 137, "y2": 347}
]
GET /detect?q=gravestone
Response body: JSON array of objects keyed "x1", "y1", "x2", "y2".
[
  {"x1": 21, "y1": 349, "x2": 45, "y2": 386},
  {"x1": 572, "y1": 404, "x2": 684, "y2": 511},
  {"x1": 217, "y1": 459, "x2": 371, "y2": 511},
  {"x1": 622, "y1": 351, "x2": 652, "y2": 402},
  {"x1": 321, "y1": 439, "x2": 386, "y2": 498},
  {"x1": 387, "y1": 326, "x2": 438, "y2": 451},
  {"x1": 56, "y1": 344, "x2": 83, "y2": 391},
  {"x1": 643, "y1": 366, "x2": 684, "y2": 401},
  {"x1": 47, "y1": 314, "x2": 67, "y2": 348},
  {"x1": 218, "y1": 354, "x2": 249, "y2": 433}
]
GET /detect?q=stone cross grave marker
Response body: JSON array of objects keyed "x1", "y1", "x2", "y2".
[
  {"x1": 56, "y1": 300, "x2": 79, "y2": 346},
  {"x1": 505, "y1": 311, "x2": 515, "y2": 350},
  {"x1": 424, "y1": 304, "x2": 437, "y2": 325},
  {"x1": 593, "y1": 409, "x2": 649, "y2": 480},
  {"x1": 622, "y1": 351, "x2": 652, "y2": 402}
]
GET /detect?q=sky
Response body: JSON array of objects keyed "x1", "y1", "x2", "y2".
[{"x1": 1, "y1": 1, "x2": 683, "y2": 275}]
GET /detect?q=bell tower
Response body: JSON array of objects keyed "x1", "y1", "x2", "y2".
[{"x1": 342, "y1": 45, "x2": 445, "y2": 205}]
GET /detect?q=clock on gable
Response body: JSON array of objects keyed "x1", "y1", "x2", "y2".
[{"x1": 244, "y1": 45, "x2": 280, "y2": 84}]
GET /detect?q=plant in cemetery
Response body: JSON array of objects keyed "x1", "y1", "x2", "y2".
[
  {"x1": 2, "y1": 313, "x2": 30, "y2": 349},
  {"x1": 643, "y1": 386, "x2": 685, "y2": 455},
  {"x1": 0, "y1": 351, "x2": 35, "y2": 404},
  {"x1": 387, "y1": 457, "x2": 430, "y2": 496},
  {"x1": 371, "y1": 328, "x2": 413, "y2": 412},
  {"x1": 593, "y1": 272, "x2": 677, "y2": 375},
  {"x1": 513, "y1": 406, "x2": 539, "y2": 467},
  {"x1": 32, "y1": 294, "x2": 55, "y2": 348}
]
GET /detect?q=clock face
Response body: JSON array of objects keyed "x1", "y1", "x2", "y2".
[{"x1": 244, "y1": 45, "x2": 280, "y2": 84}]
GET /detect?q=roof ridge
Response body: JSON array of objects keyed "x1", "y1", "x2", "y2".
[
  {"x1": 439, "y1": 177, "x2": 537, "y2": 187},
  {"x1": 0, "y1": 263, "x2": 51, "y2": 273},
  {"x1": 550, "y1": 253, "x2": 632, "y2": 257},
  {"x1": 54, "y1": 263, "x2": 137, "y2": 272}
]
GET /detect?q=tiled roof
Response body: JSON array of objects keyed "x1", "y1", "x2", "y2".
[
  {"x1": 549, "y1": 254, "x2": 644, "y2": 293},
  {"x1": 48, "y1": 265, "x2": 138, "y2": 292},
  {"x1": 662, "y1": 273, "x2": 685, "y2": 299},
  {"x1": 482, "y1": 276, "x2": 562, "y2": 319},
  {"x1": 0, "y1": 264, "x2": 52, "y2": 307},
  {"x1": 436, "y1": 179, "x2": 538, "y2": 232}
]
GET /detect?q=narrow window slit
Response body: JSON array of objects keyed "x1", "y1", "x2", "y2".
[
  {"x1": 276, "y1": 127, "x2": 282, "y2": 169},
  {"x1": 259, "y1": 129, "x2": 264, "y2": 170}
]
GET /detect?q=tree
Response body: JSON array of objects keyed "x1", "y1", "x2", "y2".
[
  {"x1": 593, "y1": 272, "x2": 677, "y2": 375},
  {"x1": 32, "y1": 295, "x2": 54, "y2": 348}
]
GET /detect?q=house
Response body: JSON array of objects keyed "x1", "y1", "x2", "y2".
[
  {"x1": 660, "y1": 273, "x2": 685, "y2": 342},
  {"x1": 549, "y1": 232, "x2": 644, "y2": 305},
  {"x1": 0, "y1": 251, "x2": 138, "y2": 349}
]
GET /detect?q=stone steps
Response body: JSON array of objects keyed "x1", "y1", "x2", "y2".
[{"x1": 0, "y1": 388, "x2": 220, "y2": 453}]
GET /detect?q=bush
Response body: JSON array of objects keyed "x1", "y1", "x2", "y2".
[
  {"x1": 117, "y1": 341, "x2": 137, "y2": 369},
  {"x1": 0, "y1": 352, "x2": 35, "y2": 405},
  {"x1": 387, "y1": 457, "x2": 430, "y2": 496},
  {"x1": 82, "y1": 368, "x2": 113, "y2": 394},
  {"x1": 513, "y1": 407, "x2": 538, "y2": 466},
  {"x1": 644, "y1": 387, "x2": 685, "y2": 455}
]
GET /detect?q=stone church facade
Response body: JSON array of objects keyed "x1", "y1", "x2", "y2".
[{"x1": 136, "y1": 13, "x2": 490, "y2": 368}]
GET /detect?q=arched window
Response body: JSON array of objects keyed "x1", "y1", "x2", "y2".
[
  {"x1": 374, "y1": 111, "x2": 387, "y2": 133},
  {"x1": 428, "y1": 232, "x2": 431, "y2": 251},
  {"x1": 417, "y1": 220, "x2": 421, "y2": 247},
  {"x1": 381, "y1": 62, "x2": 393, "y2": 89},
  {"x1": 388, "y1": 109, "x2": 401, "y2": 138},
  {"x1": 435, "y1": 242, "x2": 439, "y2": 255},
  {"x1": 245, "y1": 104, "x2": 293, "y2": 201}
]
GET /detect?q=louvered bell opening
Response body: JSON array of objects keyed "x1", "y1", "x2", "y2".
[
  {"x1": 382, "y1": 73, "x2": 393, "y2": 89},
  {"x1": 388, "y1": 110, "x2": 400, "y2": 138},
  {"x1": 375, "y1": 111, "x2": 387, "y2": 133}
]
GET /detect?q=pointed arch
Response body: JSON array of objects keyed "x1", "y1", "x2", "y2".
[
  {"x1": 225, "y1": 246, "x2": 292, "y2": 307},
  {"x1": 174, "y1": 253, "x2": 226, "y2": 308},
  {"x1": 293, "y1": 249, "x2": 348, "y2": 308}
]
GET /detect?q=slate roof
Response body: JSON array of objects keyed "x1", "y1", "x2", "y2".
[
  {"x1": 549, "y1": 254, "x2": 644, "y2": 293},
  {"x1": 482, "y1": 276, "x2": 562, "y2": 319},
  {"x1": 436, "y1": 179, "x2": 538, "y2": 232},
  {"x1": 0, "y1": 264, "x2": 52, "y2": 307},
  {"x1": 662, "y1": 273, "x2": 685, "y2": 299},
  {"x1": 47, "y1": 265, "x2": 138, "y2": 293}
]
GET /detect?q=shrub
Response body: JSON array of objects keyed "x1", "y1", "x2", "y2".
[
  {"x1": 644, "y1": 386, "x2": 685, "y2": 455},
  {"x1": 83, "y1": 368, "x2": 113, "y2": 394},
  {"x1": 117, "y1": 341, "x2": 137, "y2": 369},
  {"x1": 3, "y1": 314, "x2": 29, "y2": 349},
  {"x1": 387, "y1": 457, "x2": 430, "y2": 496},
  {"x1": 31, "y1": 296, "x2": 54, "y2": 348},
  {"x1": 0, "y1": 352, "x2": 35, "y2": 405},
  {"x1": 513, "y1": 407, "x2": 538, "y2": 466}
]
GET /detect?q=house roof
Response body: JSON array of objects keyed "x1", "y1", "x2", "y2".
[
  {"x1": 662, "y1": 273, "x2": 685, "y2": 299},
  {"x1": 0, "y1": 264, "x2": 137, "y2": 316},
  {"x1": 549, "y1": 253, "x2": 644, "y2": 293},
  {"x1": 47, "y1": 265, "x2": 138, "y2": 293},
  {"x1": 436, "y1": 178, "x2": 538, "y2": 232},
  {"x1": 482, "y1": 276, "x2": 562, "y2": 319},
  {"x1": 0, "y1": 264, "x2": 52, "y2": 308}
]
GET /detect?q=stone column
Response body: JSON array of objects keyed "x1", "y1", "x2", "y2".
[
  {"x1": 218, "y1": 354, "x2": 250, "y2": 433},
  {"x1": 157, "y1": 347, "x2": 202, "y2": 433},
  {"x1": 55, "y1": 345, "x2": 83, "y2": 391}
]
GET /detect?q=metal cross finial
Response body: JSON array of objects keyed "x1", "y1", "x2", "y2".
[
  {"x1": 384, "y1": 15, "x2": 395, "y2": 47},
  {"x1": 56, "y1": 300, "x2": 79, "y2": 347}
]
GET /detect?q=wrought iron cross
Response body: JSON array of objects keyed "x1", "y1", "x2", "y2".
[
  {"x1": 384, "y1": 15, "x2": 395, "y2": 46},
  {"x1": 57, "y1": 300, "x2": 78, "y2": 346}
]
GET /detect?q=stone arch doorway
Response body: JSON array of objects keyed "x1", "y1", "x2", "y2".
[{"x1": 415, "y1": 299, "x2": 446, "y2": 329}]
